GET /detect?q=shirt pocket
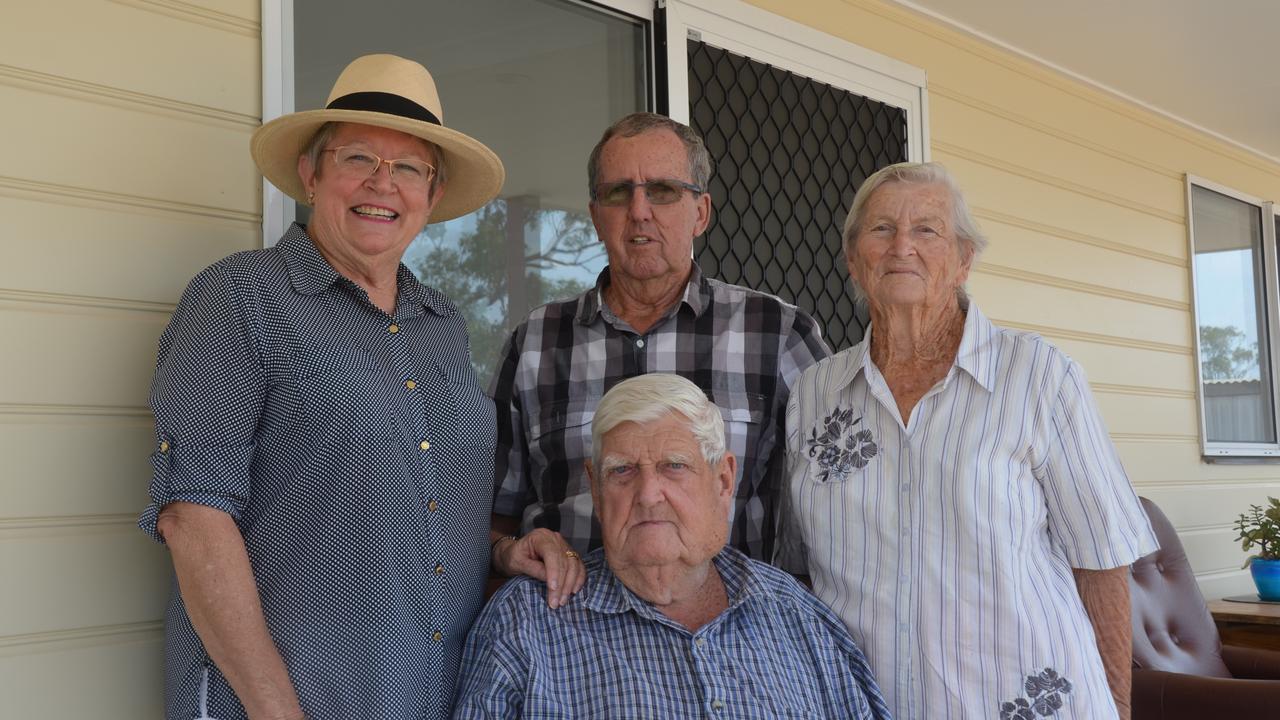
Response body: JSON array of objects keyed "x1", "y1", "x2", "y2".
[
  {"x1": 530, "y1": 397, "x2": 598, "y2": 444},
  {"x1": 529, "y1": 396, "x2": 599, "y2": 484},
  {"x1": 435, "y1": 359, "x2": 496, "y2": 449},
  {"x1": 287, "y1": 344, "x2": 389, "y2": 438}
]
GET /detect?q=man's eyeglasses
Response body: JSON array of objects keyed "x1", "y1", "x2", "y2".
[
  {"x1": 592, "y1": 179, "x2": 704, "y2": 207},
  {"x1": 323, "y1": 146, "x2": 437, "y2": 190}
]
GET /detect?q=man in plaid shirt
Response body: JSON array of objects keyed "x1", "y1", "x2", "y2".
[{"x1": 488, "y1": 113, "x2": 829, "y2": 602}]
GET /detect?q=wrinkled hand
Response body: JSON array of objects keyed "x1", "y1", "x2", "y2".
[{"x1": 493, "y1": 529, "x2": 587, "y2": 608}]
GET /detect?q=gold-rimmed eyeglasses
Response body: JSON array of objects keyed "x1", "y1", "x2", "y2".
[{"x1": 323, "y1": 146, "x2": 437, "y2": 190}]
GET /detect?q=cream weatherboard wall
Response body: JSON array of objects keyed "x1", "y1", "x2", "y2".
[
  {"x1": 0, "y1": 0, "x2": 261, "y2": 717},
  {"x1": 3, "y1": 0, "x2": 1279, "y2": 716}
]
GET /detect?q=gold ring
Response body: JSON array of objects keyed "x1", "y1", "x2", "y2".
[{"x1": 564, "y1": 550, "x2": 580, "y2": 560}]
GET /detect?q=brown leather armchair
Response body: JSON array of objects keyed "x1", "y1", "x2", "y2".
[{"x1": 1129, "y1": 496, "x2": 1280, "y2": 719}]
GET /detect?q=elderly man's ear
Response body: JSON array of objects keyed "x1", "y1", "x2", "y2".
[{"x1": 717, "y1": 452, "x2": 737, "y2": 498}]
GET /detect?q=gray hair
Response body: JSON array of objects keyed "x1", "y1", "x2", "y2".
[
  {"x1": 587, "y1": 112, "x2": 712, "y2": 196},
  {"x1": 841, "y1": 161, "x2": 986, "y2": 302},
  {"x1": 590, "y1": 374, "x2": 726, "y2": 478},
  {"x1": 301, "y1": 121, "x2": 448, "y2": 198}
]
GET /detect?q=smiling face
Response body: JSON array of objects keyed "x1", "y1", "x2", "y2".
[
  {"x1": 297, "y1": 122, "x2": 444, "y2": 272},
  {"x1": 847, "y1": 181, "x2": 972, "y2": 311},
  {"x1": 588, "y1": 129, "x2": 711, "y2": 287},
  {"x1": 588, "y1": 412, "x2": 735, "y2": 572}
]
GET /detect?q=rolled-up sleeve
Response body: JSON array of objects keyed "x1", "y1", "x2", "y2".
[
  {"x1": 138, "y1": 266, "x2": 265, "y2": 541},
  {"x1": 1036, "y1": 359, "x2": 1158, "y2": 569}
]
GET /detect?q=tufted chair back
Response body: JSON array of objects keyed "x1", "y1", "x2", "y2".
[{"x1": 1129, "y1": 497, "x2": 1231, "y2": 677}]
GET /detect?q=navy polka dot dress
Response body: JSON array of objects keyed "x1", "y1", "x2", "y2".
[{"x1": 139, "y1": 224, "x2": 495, "y2": 719}]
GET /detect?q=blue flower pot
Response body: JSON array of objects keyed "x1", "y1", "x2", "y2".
[{"x1": 1251, "y1": 558, "x2": 1280, "y2": 601}]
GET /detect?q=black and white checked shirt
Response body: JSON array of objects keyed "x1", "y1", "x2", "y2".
[
  {"x1": 490, "y1": 264, "x2": 829, "y2": 560},
  {"x1": 139, "y1": 224, "x2": 495, "y2": 720}
]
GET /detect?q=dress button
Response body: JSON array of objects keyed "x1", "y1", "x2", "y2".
[
  {"x1": 435, "y1": 563, "x2": 444, "y2": 575},
  {"x1": 388, "y1": 324, "x2": 400, "y2": 333},
  {"x1": 427, "y1": 499, "x2": 438, "y2": 512},
  {"x1": 420, "y1": 440, "x2": 430, "y2": 451},
  {"x1": 405, "y1": 379, "x2": 417, "y2": 390},
  {"x1": 432, "y1": 630, "x2": 443, "y2": 642},
  {"x1": 159, "y1": 440, "x2": 169, "y2": 452}
]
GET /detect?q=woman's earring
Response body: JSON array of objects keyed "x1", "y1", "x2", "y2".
[{"x1": 307, "y1": 191, "x2": 315, "y2": 205}]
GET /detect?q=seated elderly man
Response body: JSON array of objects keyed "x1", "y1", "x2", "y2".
[{"x1": 454, "y1": 373, "x2": 891, "y2": 719}]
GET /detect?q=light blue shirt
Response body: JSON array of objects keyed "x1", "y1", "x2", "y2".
[
  {"x1": 778, "y1": 302, "x2": 1157, "y2": 720},
  {"x1": 454, "y1": 547, "x2": 892, "y2": 719}
]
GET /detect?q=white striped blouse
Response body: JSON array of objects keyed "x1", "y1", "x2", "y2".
[{"x1": 778, "y1": 302, "x2": 1157, "y2": 720}]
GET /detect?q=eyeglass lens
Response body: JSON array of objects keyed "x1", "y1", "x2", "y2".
[
  {"x1": 595, "y1": 180, "x2": 699, "y2": 206},
  {"x1": 329, "y1": 147, "x2": 435, "y2": 189}
]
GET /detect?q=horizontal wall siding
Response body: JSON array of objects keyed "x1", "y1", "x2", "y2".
[
  {"x1": 0, "y1": 0, "x2": 260, "y2": 714},
  {"x1": 751, "y1": 0, "x2": 1280, "y2": 598}
]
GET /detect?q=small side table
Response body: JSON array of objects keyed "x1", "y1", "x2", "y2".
[{"x1": 1207, "y1": 596, "x2": 1280, "y2": 651}]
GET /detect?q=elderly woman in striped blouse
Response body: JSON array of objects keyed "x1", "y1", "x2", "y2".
[{"x1": 778, "y1": 161, "x2": 1158, "y2": 720}]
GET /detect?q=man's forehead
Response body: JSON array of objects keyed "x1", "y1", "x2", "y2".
[{"x1": 601, "y1": 417, "x2": 699, "y2": 455}]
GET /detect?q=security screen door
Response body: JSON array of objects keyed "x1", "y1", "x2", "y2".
[{"x1": 685, "y1": 37, "x2": 908, "y2": 351}]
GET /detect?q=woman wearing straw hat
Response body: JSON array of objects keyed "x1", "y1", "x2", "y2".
[{"x1": 137, "y1": 54, "x2": 531, "y2": 720}]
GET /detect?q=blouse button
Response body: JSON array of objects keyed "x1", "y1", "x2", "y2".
[
  {"x1": 159, "y1": 440, "x2": 170, "y2": 452},
  {"x1": 388, "y1": 323, "x2": 400, "y2": 334},
  {"x1": 427, "y1": 499, "x2": 439, "y2": 512},
  {"x1": 435, "y1": 563, "x2": 445, "y2": 575},
  {"x1": 432, "y1": 630, "x2": 443, "y2": 642},
  {"x1": 405, "y1": 379, "x2": 417, "y2": 390},
  {"x1": 420, "y1": 440, "x2": 431, "y2": 451}
]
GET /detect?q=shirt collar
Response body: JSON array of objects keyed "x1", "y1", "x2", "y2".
[
  {"x1": 575, "y1": 262, "x2": 711, "y2": 326},
  {"x1": 278, "y1": 223, "x2": 454, "y2": 318},
  {"x1": 952, "y1": 300, "x2": 999, "y2": 392},
  {"x1": 828, "y1": 299, "x2": 999, "y2": 394},
  {"x1": 581, "y1": 546, "x2": 776, "y2": 624}
]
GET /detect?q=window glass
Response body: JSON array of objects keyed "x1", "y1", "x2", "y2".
[
  {"x1": 1190, "y1": 185, "x2": 1274, "y2": 444},
  {"x1": 296, "y1": 0, "x2": 648, "y2": 383}
]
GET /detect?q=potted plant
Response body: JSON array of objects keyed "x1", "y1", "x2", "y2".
[{"x1": 1234, "y1": 496, "x2": 1280, "y2": 601}]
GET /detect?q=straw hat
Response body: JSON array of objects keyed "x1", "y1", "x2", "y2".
[{"x1": 251, "y1": 53, "x2": 505, "y2": 223}]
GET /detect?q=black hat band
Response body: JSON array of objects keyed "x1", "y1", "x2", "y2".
[{"x1": 326, "y1": 92, "x2": 441, "y2": 126}]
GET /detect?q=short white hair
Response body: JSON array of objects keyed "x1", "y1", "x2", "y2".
[
  {"x1": 841, "y1": 161, "x2": 986, "y2": 304},
  {"x1": 590, "y1": 374, "x2": 726, "y2": 476}
]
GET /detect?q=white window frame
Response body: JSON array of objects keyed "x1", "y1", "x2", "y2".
[
  {"x1": 659, "y1": 0, "x2": 928, "y2": 163},
  {"x1": 260, "y1": 0, "x2": 928, "y2": 245},
  {"x1": 1186, "y1": 174, "x2": 1280, "y2": 458}
]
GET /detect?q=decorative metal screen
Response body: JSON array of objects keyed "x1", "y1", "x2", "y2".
[{"x1": 687, "y1": 39, "x2": 908, "y2": 350}]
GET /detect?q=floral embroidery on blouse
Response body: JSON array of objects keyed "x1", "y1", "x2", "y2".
[
  {"x1": 806, "y1": 407, "x2": 878, "y2": 482},
  {"x1": 1000, "y1": 667, "x2": 1073, "y2": 719}
]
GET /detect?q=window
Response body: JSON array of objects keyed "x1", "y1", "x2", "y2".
[
  {"x1": 1187, "y1": 177, "x2": 1280, "y2": 456},
  {"x1": 275, "y1": 0, "x2": 652, "y2": 384}
]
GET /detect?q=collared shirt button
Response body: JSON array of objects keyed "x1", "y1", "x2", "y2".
[
  {"x1": 426, "y1": 499, "x2": 439, "y2": 512},
  {"x1": 388, "y1": 323, "x2": 400, "y2": 334},
  {"x1": 712, "y1": 700, "x2": 724, "y2": 711},
  {"x1": 694, "y1": 637, "x2": 706, "y2": 647},
  {"x1": 404, "y1": 379, "x2": 417, "y2": 390},
  {"x1": 420, "y1": 440, "x2": 430, "y2": 451},
  {"x1": 635, "y1": 338, "x2": 645, "y2": 348},
  {"x1": 434, "y1": 563, "x2": 444, "y2": 575},
  {"x1": 432, "y1": 630, "x2": 443, "y2": 642}
]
